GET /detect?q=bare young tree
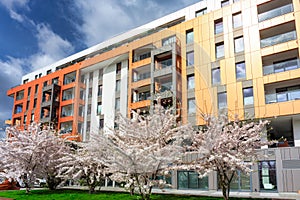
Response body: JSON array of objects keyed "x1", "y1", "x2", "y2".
[
  {"x1": 88, "y1": 102, "x2": 193, "y2": 200},
  {"x1": 178, "y1": 115, "x2": 272, "y2": 200},
  {"x1": 0, "y1": 123, "x2": 69, "y2": 193}
]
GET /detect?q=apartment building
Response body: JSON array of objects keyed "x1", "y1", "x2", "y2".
[{"x1": 7, "y1": 0, "x2": 300, "y2": 194}]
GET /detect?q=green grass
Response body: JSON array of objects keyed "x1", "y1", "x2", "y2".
[{"x1": 0, "y1": 189, "x2": 268, "y2": 200}]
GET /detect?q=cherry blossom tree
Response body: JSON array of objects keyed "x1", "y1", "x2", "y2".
[
  {"x1": 0, "y1": 123, "x2": 69, "y2": 193},
  {"x1": 58, "y1": 143, "x2": 108, "y2": 194},
  {"x1": 179, "y1": 115, "x2": 272, "y2": 200},
  {"x1": 88, "y1": 102, "x2": 193, "y2": 200}
]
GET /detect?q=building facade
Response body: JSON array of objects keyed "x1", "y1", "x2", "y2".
[{"x1": 7, "y1": 0, "x2": 300, "y2": 193}]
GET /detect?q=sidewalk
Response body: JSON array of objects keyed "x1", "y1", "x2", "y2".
[{"x1": 64, "y1": 186, "x2": 300, "y2": 200}]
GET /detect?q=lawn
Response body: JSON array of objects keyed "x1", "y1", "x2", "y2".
[{"x1": 0, "y1": 189, "x2": 271, "y2": 200}]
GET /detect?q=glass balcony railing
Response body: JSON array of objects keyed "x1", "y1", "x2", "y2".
[
  {"x1": 133, "y1": 92, "x2": 151, "y2": 103},
  {"x1": 265, "y1": 89, "x2": 300, "y2": 104},
  {"x1": 263, "y1": 58, "x2": 299, "y2": 75},
  {"x1": 260, "y1": 30, "x2": 297, "y2": 48},
  {"x1": 133, "y1": 72, "x2": 151, "y2": 82},
  {"x1": 258, "y1": 4, "x2": 293, "y2": 22}
]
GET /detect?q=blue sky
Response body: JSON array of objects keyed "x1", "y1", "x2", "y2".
[{"x1": 0, "y1": 0, "x2": 200, "y2": 125}]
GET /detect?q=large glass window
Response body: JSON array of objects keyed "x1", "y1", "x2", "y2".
[
  {"x1": 216, "y1": 42, "x2": 225, "y2": 59},
  {"x1": 258, "y1": 161, "x2": 277, "y2": 191},
  {"x1": 188, "y1": 98, "x2": 196, "y2": 114},
  {"x1": 116, "y1": 80, "x2": 121, "y2": 91},
  {"x1": 243, "y1": 87, "x2": 254, "y2": 105},
  {"x1": 187, "y1": 74, "x2": 195, "y2": 89},
  {"x1": 212, "y1": 67, "x2": 221, "y2": 85},
  {"x1": 186, "y1": 29, "x2": 194, "y2": 44},
  {"x1": 233, "y1": 12, "x2": 242, "y2": 28},
  {"x1": 221, "y1": 0, "x2": 230, "y2": 7},
  {"x1": 178, "y1": 171, "x2": 208, "y2": 190},
  {"x1": 218, "y1": 92, "x2": 227, "y2": 109},
  {"x1": 214, "y1": 19, "x2": 223, "y2": 34},
  {"x1": 196, "y1": 8, "x2": 207, "y2": 17},
  {"x1": 236, "y1": 62, "x2": 246, "y2": 79},
  {"x1": 186, "y1": 51, "x2": 194, "y2": 66},
  {"x1": 234, "y1": 36, "x2": 244, "y2": 53}
]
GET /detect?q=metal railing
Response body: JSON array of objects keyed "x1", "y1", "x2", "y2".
[
  {"x1": 258, "y1": 4, "x2": 293, "y2": 22},
  {"x1": 260, "y1": 30, "x2": 296, "y2": 48},
  {"x1": 263, "y1": 58, "x2": 299, "y2": 75},
  {"x1": 265, "y1": 89, "x2": 300, "y2": 104}
]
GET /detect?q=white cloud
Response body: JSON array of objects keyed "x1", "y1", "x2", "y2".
[
  {"x1": 0, "y1": 0, "x2": 30, "y2": 22},
  {"x1": 73, "y1": 0, "x2": 133, "y2": 47},
  {"x1": 28, "y1": 23, "x2": 74, "y2": 71}
]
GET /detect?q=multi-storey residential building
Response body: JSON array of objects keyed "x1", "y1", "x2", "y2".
[{"x1": 7, "y1": 0, "x2": 300, "y2": 194}]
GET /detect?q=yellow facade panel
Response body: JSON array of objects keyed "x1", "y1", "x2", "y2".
[
  {"x1": 261, "y1": 46, "x2": 274, "y2": 56},
  {"x1": 273, "y1": 43, "x2": 289, "y2": 53},
  {"x1": 293, "y1": 100, "x2": 300, "y2": 113},
  {"x1": 225, "y1": 58, "x2": 236, "y2": 84},
  {"x1": 265, "y1": 104, "x2": 280, "y2": 117},
  {"x1": 250, "y1": 51, "x2": 263, "y2": 79},
  {"x1": 247, "y1": 25, "x2": 261, "y2": 52},
  {"x1": 276, "y1": 71, "x2": 291, "y2": 82},
  {"x1": 279, "y1": 102, "x2": 294, "y2": 116}
]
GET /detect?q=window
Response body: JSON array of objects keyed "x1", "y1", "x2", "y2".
[
  {"x1": 216, "y1": 42, "x2": 224, "y2": 59},
  {"x1": 186, "y1": 29, "x2": 194, "y2": 44},
  {"x1": 39, "y1": 73, "x2": 42, "y2": 78},
  {"x1": 47, "y1": 70, "x2": 52, "y2": 74},
  {"x1": 99, "y1": 119, "x2": 104, "y2": 129},
  {"x1": 187, "y1": 74, "x2": 195, "y2": 89},
  {"x1": 186, "y1": 51, "x2": 194, "y2": 66},
  {"x1": 178, "y1": 171, "x2": 208, "y2": 189},
  {"x1": 35, "y1": 84, "x2": 39, "y2": 94},
  {"x1": 23, "y1": 79, "x2": 29, "y2": 84},
  {"x1": 233, "y1": 12, "x2": 242, "y2": 28},
  {"x1": 88, "y1": 88, "x2": 92, "y2": 98},
  {"x1": 98, "y1": 85, "x2": 103, "y2": 96},
  {"x1": 234, "y1": 36, "x2": 244, "y2": 53},
  {"x1": 162, "y1": 35, "x2": 176, "y2": 46},
  {"x1": 116, "y1": 62, "x2": 121, "y2": 75},
  {"x1": 33, "y1": 99, "x2": 37, "y2": 108},
  {"x1": 31, "y1": 113, "x2": 35, "y2": 122},
  {"x1": 52, "y1": 77, "x2": 58, "y2": 85},
  {"x1": 218, "y1": 92, "x2": 227, "y2": 109},
  {"x1": 221, "y1": 0, "x2": 230, "y2": 7},
  {"x1": 214, "y1": 19, "x2": 223, "y2": 34},
  {"x1": 258, "y1": 161, "x2": 277, "y2": 191},
  {"x1": 196, "y1": 8, "x2": 207, "y2": 17},
  {"x1": 26, "y1": 101, "x2": 30, "y2": 110},
  {"x1": 89, "y1": 72, "x2": 93, "y2": 81},
  {"x1": 236, "y1": 62, "x2": 246, "y2": 79},
  {"x1": 116, "y1": 80, "x2": 121, "y2": 91},
  {"x1": 97, "y1": 102, "x2": 102, "y2": 115},
  {"x1": 188, "y1": 98, "x2": 196, "y2": 114},
  {"x1": 87, "y1": 104, "x2": 91, "y2": 115},
  {"x1": 28, "y1": 87, "x2": 31, "y2": 97},
  {"x1": 233, "y1": 0, "x2": 240, "y2": 2},
  {"x1": 23, "y1": 115, "x2": 27, "y2": 124},
  {"x1": 243, "y1": 87, "x2": 254, "y2": 105},
  {"x1": 99, "y1": 69, "x2": 103, "y2": 79},
  {"x1": 212, "y1": 67, "x2": 221, "y2": 85},
  {"x1": 115, "y1": 98, "x2": 120, "y2": 110},
  {"x1": 35, "y1": 75, "x2": 38, "y2": 79}
]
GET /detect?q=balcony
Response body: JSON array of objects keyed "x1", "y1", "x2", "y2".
[
  {"x1": 260, "y1": 30, "x2": 296, "y2": 48},
  {"x1": 265, "y1": 80, "x2": 300, "y2": 105},
  {"x1": 133, "y1": 92, "x2": 151, "y2": 103},
  {"x1": 263, "y1": 58, "x2": 299, "y2": 75},
  {"x1": 132, "y1": 65, "x2": 151, "y2": 82},
  {"x1": 258, "y1": 4, "x2": 293, "y2": 22},
  {"x1": 132, "y1": 44, "x2": 155, "y2": 62}
]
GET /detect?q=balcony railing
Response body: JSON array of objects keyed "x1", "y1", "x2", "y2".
[
  {"x1": 133, "y1": 92, "x2": 151, "y2": 103},
  {"x1": 133, "y1": 72, "x2": 151, "y2": 82},
  {"x1": 258, "y1": 4, "x2": 293, "y2": 22},
  {"x1": 263, "y1": 58, "x2": 299, "y2": 75},
  {"x1": 265, "y1": 89, "x2": 300, "y2": 104},
  {"x1": 260, "y1": 30, "x2": 297, "y2": 48}
]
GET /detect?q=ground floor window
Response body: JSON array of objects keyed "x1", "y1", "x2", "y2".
[
  {"x1": 258, "y1": 161, "x2": 277, "y2": 191},
  {"x1": 230, "y1": 171, "x2": 251, "y2": 191},
  {"x1": 178, "y1": 171, "x2": 208, "y2": 190}
]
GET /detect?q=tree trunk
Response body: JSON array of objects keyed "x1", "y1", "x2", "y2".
[{"x1": 89, "y1": 185, "x2": 95, "y2": 194}]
